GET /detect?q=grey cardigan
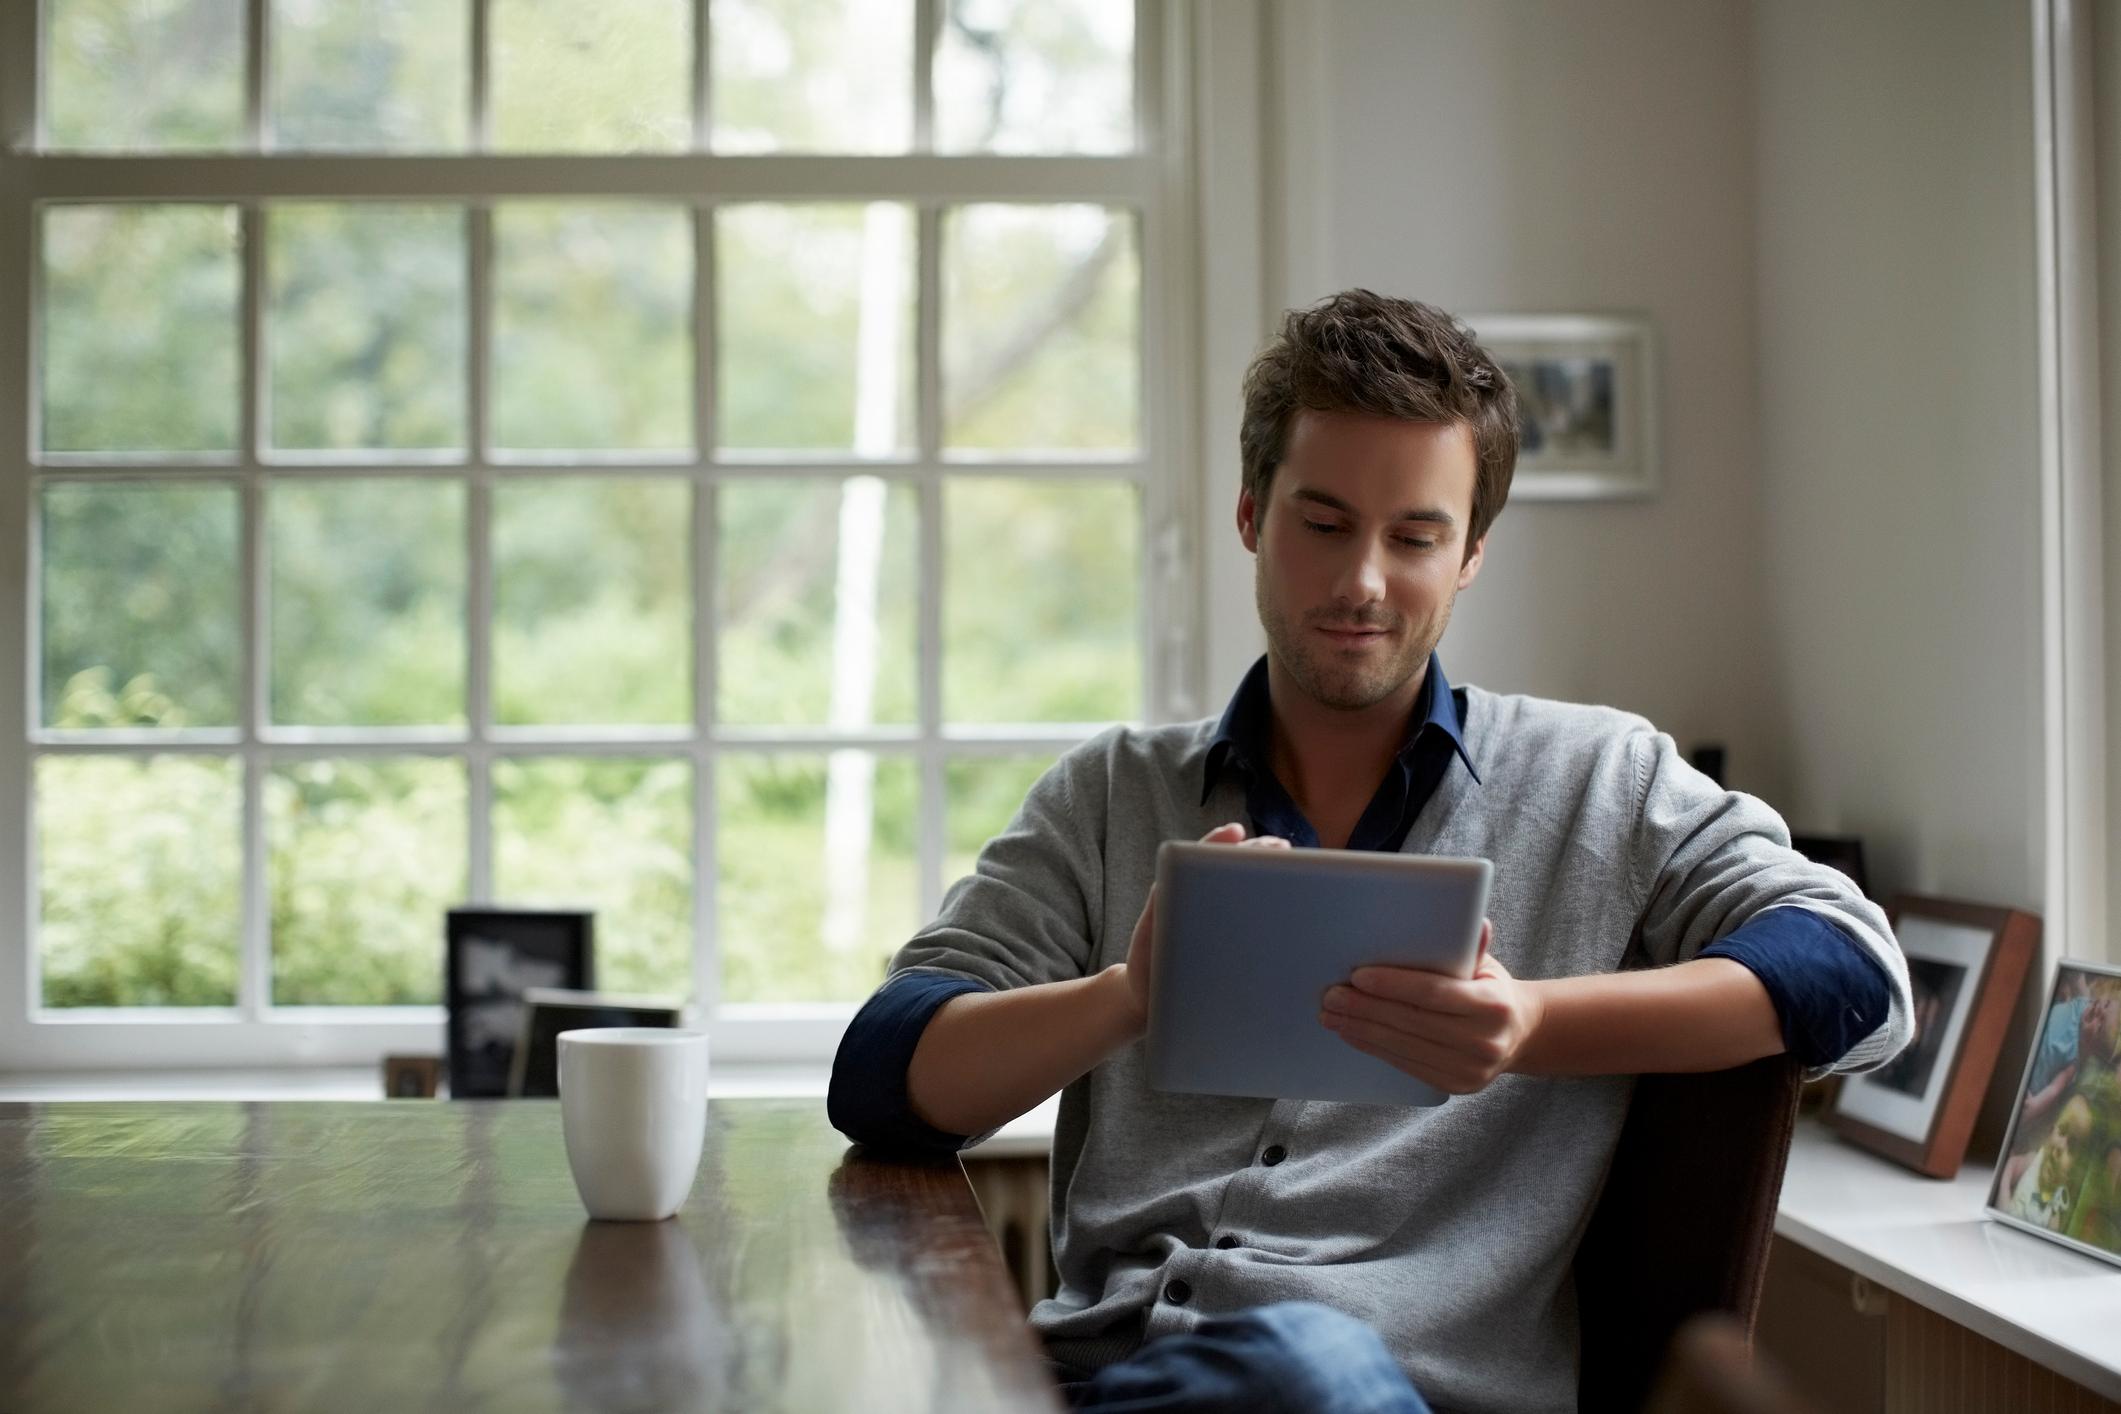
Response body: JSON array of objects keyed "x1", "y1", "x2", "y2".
[{"x1": 890, "y1": 687, "x2": 1911, "y2": 1414}]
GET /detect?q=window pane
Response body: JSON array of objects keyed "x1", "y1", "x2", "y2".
[
  {"x1": 494, "y1": 477, "x2": 691, "y2": 727},
  {"x1": 935, "y1": 0, "x2": 1132, "y2": 154},
  {"x1": 491, "y1": 0, "x2": 689, "y2": 153},
  {"x1": 44, "y1": 0, "x2": 244, "y2": 151},
  {"x1": 270, "y1": 478, "x2": 466, "y2": 726},
  {"x1": 37, "y1": 754, "x2": 241, "y2": 1007},
  {"x1": 268, "y1": 204, "x2": 467, "y2": 453},
  {"x1": 268, "y1": 758, "x2": 466, "y2": 1005},
  {"x1": 944, "y1": 754, "x2": 1055, "y2": 887},
  {"x1": 492, "y1": 204, "x2": 692, "y2": 453},
  {"x1": 41, "y1": 481, "x2": 239, "y2": 730},
  {"x1": 41, "y1": 205, "x2": 240, "y2": 454},
  {"x1": 718, "y1": 753, "x2": 916, "y2": 1003},
  {"x1": 269, "y1": 0, "x2": 470, "y2": 151},
  {"x1": 710, "y1": 0, "x2": 912, "y2": 153},
  {"x1": 717, "y1": 478, "x2": 916, "y2": 728},
  {"x1": 943, "y1": 205, "x2": 1139, "y2": 453},
  {"x1": 492, "y1": 758, "x2": 693, "y2": 998},
  {"x1": 944, "y1": 479, "x2": 1139, "y2": 722},
  {"x1": 715, "y1": 204, "x2": 913, "y2": 454}
]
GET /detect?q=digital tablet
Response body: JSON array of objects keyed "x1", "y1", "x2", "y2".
[{"x1": 1146, "y1": 841, "x2": 1493, "y2": 1106}]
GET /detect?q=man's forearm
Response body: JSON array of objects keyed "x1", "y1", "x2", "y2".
[
  {"x1": 906, "y1": 964, "x2": 1143, "y2": 1137},
  {"x1": 1513, "y1": 957, "x2": 1785, "y2": 1075}
]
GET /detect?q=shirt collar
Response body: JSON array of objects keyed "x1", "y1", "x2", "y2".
[{"x1": 1200, "y1": 652, "x2": 1478, "y2": 805}]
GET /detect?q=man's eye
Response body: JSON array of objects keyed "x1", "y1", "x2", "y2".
[
  {"x1": 1302, "y1": 520, "x2": 1340, "y2": 535},
  {"x1": 1395, "y1": 538, "x2": 1436, "y2": 551}
]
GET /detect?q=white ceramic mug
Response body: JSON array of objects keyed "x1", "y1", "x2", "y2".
[{"x1": 557, "y1": 1028, "x2": 709, "y2": 1221}]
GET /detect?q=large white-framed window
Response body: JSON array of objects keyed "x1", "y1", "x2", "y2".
[{"x1": 0, "y1": 0, "x2": 1204, "y2": 1070}]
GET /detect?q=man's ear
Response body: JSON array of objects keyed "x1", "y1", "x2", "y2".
[
  {"x1": 1456, "y1": 534, "x2": 1486, "y2": 590},
  {"x1": 1237, "y1": 488, "x2": 1260, "y2": 553}
]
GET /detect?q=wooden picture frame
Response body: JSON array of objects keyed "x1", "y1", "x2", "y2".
[
  {"x1": 1827, "y1": 895, "x2": 2040, "y2": 1178},
  {"x1": 381, "y1": 1054, "x2": 442, "y2": 1099},
  {"x1": 445, "y1": 908, "x2": 595, "y2": 1100},
  {"x1": 1985, "y1": 960, "x2": 2121, "y2": 1269}
]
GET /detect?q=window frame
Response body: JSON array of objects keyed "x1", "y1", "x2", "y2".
[{"x1": 0, "y1": 0, "x2": 1206, "y2": 1070}]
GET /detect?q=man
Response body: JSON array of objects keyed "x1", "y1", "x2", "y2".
[{"x1": 829, "y1": 291, "x2": 1911, "y2": 1413}]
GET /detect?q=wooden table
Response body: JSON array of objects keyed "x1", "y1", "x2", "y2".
[{"x1": 0, "y1": 1098, "x2": 1062, "y2": 1413}]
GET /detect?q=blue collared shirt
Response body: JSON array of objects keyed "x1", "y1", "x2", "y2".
[
  {"x1": 1201, "y1": 652, "x2": 1477, "y2": 851},
  {"x1": 829, "y1": 657, "x2": 1890, "y2": 1152}
]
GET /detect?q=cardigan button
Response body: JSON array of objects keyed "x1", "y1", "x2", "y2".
[
  {"x1": 1214, "y1": 1235, "x2": 1239, "y2": 1250},
  {"x1": 1260, "y1": 1145, "x2": 1287, "y2": 1166},
  {"x1": 1164, "y1": 1279, "x2": 1192, "y2": 1305}
]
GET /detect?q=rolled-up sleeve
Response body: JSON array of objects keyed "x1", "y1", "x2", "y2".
[
  {"x1": 1628, "y1": 729, "x2": 1912, "y2": 1077},
  {"x1": 827, "y1": 970, "x2": 993, "y2": 1152},
  {"x1": 1700, "y1": 907, "x2": 1892, "y2": 1068},
  {"x1": 828, "y1": 734, "x2": 1114, "y2": 1149}
]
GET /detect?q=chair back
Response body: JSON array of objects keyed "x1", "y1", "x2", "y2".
[{"x1": 1574, "y1": 1055, "x2": 1805, "y2": 1413}]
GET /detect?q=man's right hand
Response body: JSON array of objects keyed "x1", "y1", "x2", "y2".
[
  {"x1": 909, "y1": 821, "x2": 1286, "y2": 1137},
  {"x1": 1116, "y1": 822, "x2": 1290, "y2": 1036}
]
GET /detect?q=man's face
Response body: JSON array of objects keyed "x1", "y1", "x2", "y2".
[{"x1": 1238, "y1": 410, "x2": 1486, "y2": 712}]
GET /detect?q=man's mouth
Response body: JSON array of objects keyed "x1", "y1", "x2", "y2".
[{"x1": 1313, "y1": 624, "x2": 1390, "y2": 645}]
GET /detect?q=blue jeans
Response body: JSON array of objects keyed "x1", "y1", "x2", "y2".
[{"x1": 1055, "y1": 1302, "x2": 1433, "y2": 1414}]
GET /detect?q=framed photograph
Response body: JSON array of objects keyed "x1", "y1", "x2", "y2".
[
  {"x1": 445, "y1": 908, "x2": 594, "y2": 1100},
  {"x1": 1827, "y1": 895, "x2": 2039, "y2": 1177},
  {"x1": 507, "y1": 987, "x2": 685, "y2": 1099},
  {"x1": 1465, "y1": 313, "x2": 1657, "y2": 500},
  {"x1": 381, "y1": 1054, "x2": 442, "y2": 1100},
  {"x1": 1986, "y1": 960, "x2": 2121, "y2": 1268}
]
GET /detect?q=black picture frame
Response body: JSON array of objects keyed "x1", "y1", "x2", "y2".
[
  {"x1": 1789, "y1": 833, "x2": 1870, "y2": 899},
  {"x1": 507, "y1": 987, "x2": 684, "y2": 1099},
  {"x1": 445, "y1": 909, "x2": 594, "y2": 1099}
]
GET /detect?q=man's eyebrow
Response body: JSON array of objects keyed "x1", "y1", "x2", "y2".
[{"x1": 1290, "y1": 487, "x2": 1456, "y2": 526}]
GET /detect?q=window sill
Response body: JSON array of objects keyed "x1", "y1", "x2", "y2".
[
  {"x1": 0, "y1": 1064, "x2": 1063, "y2": 1160},
  {"x1": 1774, "y1": 1120, "x2": 2121, "y2": 1400}
]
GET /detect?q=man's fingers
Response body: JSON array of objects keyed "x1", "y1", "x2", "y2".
[
  {"x1": 1321, "y1": 987, "x2": 1498, "y2": 1047},
  {"x1": 1201, "y1": 822, "x2": 1247, "y2": 844},
  {"x1": 1346, "y1": 965, "x2": 1484, "y2": 1014},
  {"x1": 1324, "y1": 1017, "x2": 1483, "y2": 1092}
]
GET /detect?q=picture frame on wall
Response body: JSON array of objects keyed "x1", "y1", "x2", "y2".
[
  {"x1": 1985, "y1": 959, "x2": 2121, "y2": 1269},
  {"x1": 1464, "y1": 313, "x2": 1657, "y2": 500},
  {"x1": 445, "y1": 908, "x2": 595, "y2": 1100},
  {"x1": 1826, "y1": 895, "x2": 2040, "y2": 1178}
]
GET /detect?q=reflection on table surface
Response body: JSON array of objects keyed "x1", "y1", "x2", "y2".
[{"x1": 0, "y1": 1097, "x2": 1059, "y2": 1414}]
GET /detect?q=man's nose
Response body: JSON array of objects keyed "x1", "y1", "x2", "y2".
[{"x1": 1331, "y1": 537, "x2": 1387, "y2": 605}]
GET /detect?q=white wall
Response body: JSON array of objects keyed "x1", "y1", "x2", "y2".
[
  {"x1": 1754, "y1": 0, "x2": 2044, "y2": 914},
  {"x1": 1217, "y1": 0, "x2": 1784, "y2": 796},
  {"x1": 2101, "y1": 0, "x2": 2121, "y2": 958},
  {"x1": 1217, "y1": 0, "x2": 2056, "y2": 927}
]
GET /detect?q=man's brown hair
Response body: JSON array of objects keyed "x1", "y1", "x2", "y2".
[{"x1": 1239, "y1": 290, "x2": 1519, "y2": 559}]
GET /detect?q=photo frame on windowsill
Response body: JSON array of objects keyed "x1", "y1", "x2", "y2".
[
  {"x1": 445, "y1": 908, "x2": 595, "y2": 1100},
  {"x1": 1985, "y1": 960, "x2": 2121, "y2": 1269},
  {"x1": 507, "y1": 987, "x2": 684, "y2": 1099},
  {"x1": 1827, "y1": 895, "x2": 2040, "y2": 1178}
]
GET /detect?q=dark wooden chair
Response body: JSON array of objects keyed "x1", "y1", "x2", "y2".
[{"x1": 1574, "y1": 1055, "x2": 1807, "y2": 1413}]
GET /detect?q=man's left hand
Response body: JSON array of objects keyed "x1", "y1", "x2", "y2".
[{"x1": 1318, "y1": 921, "x2": 1543, "y2": 1094}]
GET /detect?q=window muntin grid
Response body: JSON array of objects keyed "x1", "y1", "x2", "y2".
[{"x1": 0, "y1": 0, "x2": 1197, "y2": 1068}]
